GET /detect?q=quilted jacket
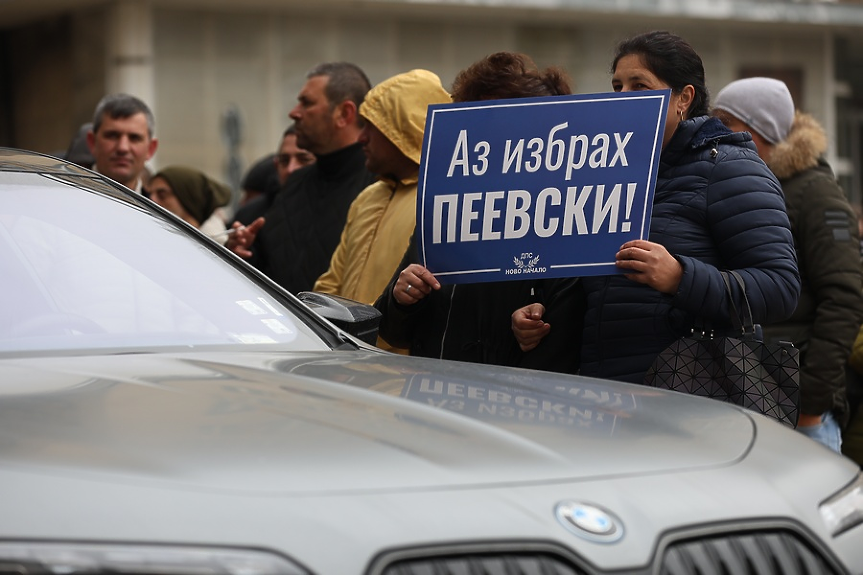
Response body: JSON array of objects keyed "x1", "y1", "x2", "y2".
[{"x1": 580, "y1": 116, "x2": 801, "y2": 383}]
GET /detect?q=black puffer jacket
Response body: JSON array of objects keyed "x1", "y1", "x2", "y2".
[
  {"x1": 580, "y1": 116, "x2": 801, "y2": 383},
  {"x1": 761, "y1": 112, "x2": 863, "y2": 420},
  {"x1": 250, "y1": 143, "x2": 376, "y2": 294},
  {"x1": 375, "y1": 233, "x2": 583, "y2": 374}
]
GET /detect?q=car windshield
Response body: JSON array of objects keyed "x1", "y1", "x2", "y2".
[{"x1": 0, "y1": 171, "x2": 328, "y2": 355}]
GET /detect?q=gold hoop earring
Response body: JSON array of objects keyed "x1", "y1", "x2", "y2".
[{"x1": 678, "y1": 109, "x2": 686, "y2": 122}]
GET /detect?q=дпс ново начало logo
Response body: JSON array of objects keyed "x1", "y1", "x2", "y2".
[{"x1": 507, "y1": 252, "x2": 546, "y2": 275}]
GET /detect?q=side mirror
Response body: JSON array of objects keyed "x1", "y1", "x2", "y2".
[{"x1": 297, "y1": 292, "x2": 381, "y2": 346}]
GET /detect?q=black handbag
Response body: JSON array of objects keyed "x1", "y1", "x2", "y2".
[{"x1": 644, "y1": 271, "x2": 800, "y2": 428}]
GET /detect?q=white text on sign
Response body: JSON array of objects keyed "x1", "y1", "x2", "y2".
[
  {"x1": 446, "y1": 124, "x2": 634, "y2": 180},
  {"x1": 432, "y1": 182, "x2": 638, "y2": 244}
]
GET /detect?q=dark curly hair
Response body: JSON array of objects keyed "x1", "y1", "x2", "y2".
[{"x1": 451, "y1": 52, "x2": 571, "y2": 103}]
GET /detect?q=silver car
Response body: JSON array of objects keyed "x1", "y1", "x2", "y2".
[{"x1": 0, "y1": 148, "x2": 861, "y2": 574}]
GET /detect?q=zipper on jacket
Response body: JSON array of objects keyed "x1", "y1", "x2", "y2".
[{"x1": 439, "y1": 284, "x2": 457, "y2": 359}]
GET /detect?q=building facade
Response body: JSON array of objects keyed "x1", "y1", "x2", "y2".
[{"x1": 1, "y1": 0, "x2": 862, "y2": 205}]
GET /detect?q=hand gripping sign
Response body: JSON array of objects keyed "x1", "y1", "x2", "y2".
[{"x1": 416, "y1": 89, "x2": 669, "y2": 284}]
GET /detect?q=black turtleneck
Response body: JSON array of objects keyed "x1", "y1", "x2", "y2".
[{"x1": 251, "y1": 142, "x2": 377, "y2": 294}]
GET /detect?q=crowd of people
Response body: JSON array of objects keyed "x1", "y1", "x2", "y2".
[{"x1": 68, "y1": 29, "x2": 863, "y2": 466}]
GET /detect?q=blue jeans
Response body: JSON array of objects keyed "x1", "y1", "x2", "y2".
[{"x1": 797, "y1": 411, "x2": 842, "y2": 453}]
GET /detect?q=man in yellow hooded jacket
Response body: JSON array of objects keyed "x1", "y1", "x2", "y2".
[{"x1": 313, "y1": 69, "x2": 451, "y2": 351}]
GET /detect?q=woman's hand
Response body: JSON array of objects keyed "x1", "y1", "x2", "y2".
[
  {"x1": 393, "y1": 264, "x2": 440, "y2": 305},
  {"x1": 511, "y1": 303, "x2": 550, "y2": 351},
  {"x1": 615, "y1": 239, "x2": 683, "y2": 294}
]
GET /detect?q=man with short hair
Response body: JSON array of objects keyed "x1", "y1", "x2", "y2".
[
  {"x1": 228, "y1": 62, "x2": 376, "y2": 294},
  {"x1": 232, "y1": 125, "x2": 315, "y2": 227},
  {"x1": 273, "y1": 124, "x2": 316, "y2": 186},
  {"x1": 86, "y1": 93, "x2": 158, "y2": 194}
]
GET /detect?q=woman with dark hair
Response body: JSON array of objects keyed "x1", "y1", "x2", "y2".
[
  {"x1": 513, "y1": 30, "x2": 800, "y2": 383},
  {"x1": 148, "y1": 166, "x2": 232, "y2": 241},
  {"x1": 374, "y1": 52, "x2": 583, "y2": 373}
]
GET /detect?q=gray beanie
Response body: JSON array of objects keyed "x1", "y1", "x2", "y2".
[{"x1": 713, "y1": 77, "x2": 795, "y2": 144}]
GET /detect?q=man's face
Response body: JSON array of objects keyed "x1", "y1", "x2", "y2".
[
  {"x1": 358, "y1": 121, "x2": 414, "y2": 180},
  {"x1": 87, "y1": 112, "x2": 157, "y2": 190},
  {"x1": 274, "y1": 133, "x2": 315, "y2": 185},
  {"x1": 289, "y1": 76, "x2": 337, "y2": 155}
]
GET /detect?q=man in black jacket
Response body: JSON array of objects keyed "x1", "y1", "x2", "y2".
[{"x1": 227, "y1": 62, "x2": 376, "y2": 294}]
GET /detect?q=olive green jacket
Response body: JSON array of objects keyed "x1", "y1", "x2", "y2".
[{"x1": 763, "y1": 112, "x2": 863, "y2": 420}]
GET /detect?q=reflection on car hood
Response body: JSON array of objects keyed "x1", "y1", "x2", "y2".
[{"x1": 0, "y1": 350, "x2": 753, "y2": 493}]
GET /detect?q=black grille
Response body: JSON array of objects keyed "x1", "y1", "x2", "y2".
[
  {"x1": 661, "y1": 530, "x2": 840, "y2": 575},
  {"x1": 371, "y1": 527, "x2": 840, "y2": 575},
  {"x1": 381, "y1": 553, "x2": 587, "y2": 575}
]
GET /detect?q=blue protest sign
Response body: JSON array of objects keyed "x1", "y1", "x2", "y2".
[{"x1": 417, "y1": 89, "x2": 669, "y2": 284}]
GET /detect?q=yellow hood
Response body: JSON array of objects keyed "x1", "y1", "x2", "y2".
[{"x1": 359, "y1": 69, "x2": 451, "y2": 165}]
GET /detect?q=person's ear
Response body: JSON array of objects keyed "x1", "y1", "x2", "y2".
[
  {"x1": 147, "y1": 137, "x2": 159, "y2": 161},
  {"x1": 86, "y1": 130, "x2": 97, "y2": 154},
  {"x1": 333, "y1": 100, "x2": 358, "y2": 129},
  {"x1": 678, "y1": 84, "x2": 695, "y2": 117}
]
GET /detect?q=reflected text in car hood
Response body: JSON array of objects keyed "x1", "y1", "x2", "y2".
[{"x1": 0, "y1": 350, "x2": 753, "y2": 493}]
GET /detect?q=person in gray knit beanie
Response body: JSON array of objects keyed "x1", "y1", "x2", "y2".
[
  {"x1": 712, "y1": 77, "x2": 794, "y2": 148},
  {"x1": 713, "y1": 77, "x2": 863, "y2": 459}
]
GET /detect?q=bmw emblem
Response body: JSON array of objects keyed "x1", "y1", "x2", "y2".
[{"x1": 555, "y1": 501, "x2": 624, "y2": 543}]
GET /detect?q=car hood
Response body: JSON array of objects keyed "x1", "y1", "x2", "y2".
[{"x1": 0, "y1": 350, "x2": 754, "y2": 493}]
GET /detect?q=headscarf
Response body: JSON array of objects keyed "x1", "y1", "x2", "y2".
[{"x1": 152, "y1": 166, "x2": 232, "y2": 224}]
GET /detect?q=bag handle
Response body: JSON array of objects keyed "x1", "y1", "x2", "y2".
[{"x1": 721, "y1": 270, "x2": 758, "y2": 338}]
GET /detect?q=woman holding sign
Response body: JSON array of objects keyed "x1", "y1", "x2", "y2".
[
  {"x1": 375, "y1": 52, "x2": 583, "y2": 373},
  {"x1": 513, "y1": 30, "x2": 800, "y2": 383}
]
